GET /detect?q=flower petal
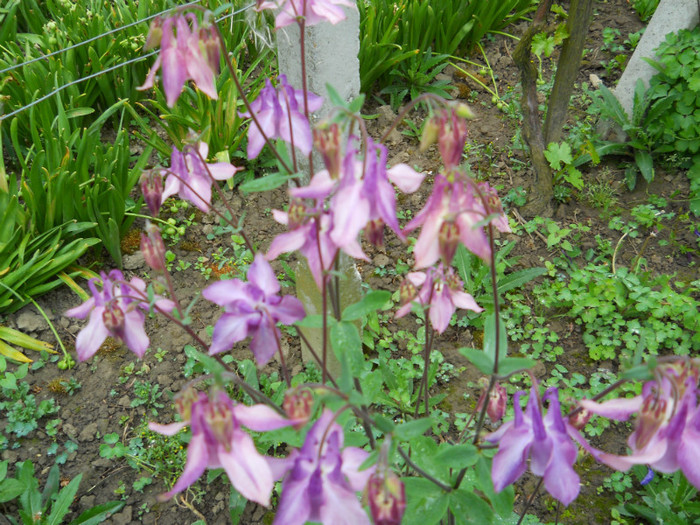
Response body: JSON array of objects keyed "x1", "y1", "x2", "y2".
[
  {"x1": 160, "y1": 433, "x2": 208, "y2": 499},
  {"x1": 220, "y1": 431, "x2": 274, "y2": 506}
]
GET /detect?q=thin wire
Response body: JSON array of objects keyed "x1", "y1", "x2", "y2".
[
  {"x1": 0, "y1": 0, "x2": 203, "y2": 75},
  {"x1": 0, "y1": 3, "x2": 256, "y2": 123}
]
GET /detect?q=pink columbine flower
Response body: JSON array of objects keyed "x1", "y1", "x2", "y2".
[
  {"x1": 290, "y1": 137, "x2": 424, "y2": 257},
  {"x1": 256, "y1": 0, "x2": 355, "y2": 28},
  {"x1": 329, "y1": 138, "x2": 424, "y2": 251},
  {"x1": 202, "y1": 253, "x2": 305, "y2": 366},
  {"x1": 404, "y1": 176, "x2": 509, "y2": 269},
  {"x1": 240, "y1": 74, "x2": 323, "y2": 160},
  {"x1": 150, "y1": 390, "x2": 297, "y2": 505},
  {"x1": 161, "y1": 141, "x2": 239, "y2": 213},
  {"x1": 65, "y1": 270, "x2": 175, "y2": 361},
  {"x1": 487, "y1": 386, "x2": 592, "y2": 506},
  {"x1": 269, "y1": 409, "x2": 374, "y2": 525},
  {"x1": 138, "y1": 14, "x2": 218, "y2": 107},
  {"x1": 395, "y1": 264, "x2": 482, "y2": 334},
  {"x1": 579, "y1": 362, "x2": 700, "y2": 488}
]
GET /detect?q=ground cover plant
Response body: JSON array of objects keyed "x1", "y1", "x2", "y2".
[{"x1": 0, "y1": 0, "x2": 699, "y2": 524}]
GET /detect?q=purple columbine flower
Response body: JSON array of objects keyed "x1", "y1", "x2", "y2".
[
  {"x1": 202, "y1": 253, "x2": 305, "y2": 366},
  {"x1": 256, "y1": 0, "x2": 355, "y2": 28},
  {"x1": 138, "y1": 14, "x2": 218, "y2": 107},
  {"x1": 150, "y1": 390, "x2": 298, "y2": 506},
  {"x1": 240, "y1": 74, "x2": 323, "y2": 160},
  {"x1": 65, "y1": 270, "x2": 175, "y2": 361},
  {"x1": 395, "y1": 264, "x2": 482, "y2": 334},
  {"x1": 268, "y1": 409, "x2": 374, "y2": 525},
  {"x1": 487, "y1": 385, "x2": 591, "y2": 506},
  {"x1": 161, "y1": 141, "x2": 239, "y2": 213},
  {"x1": 266, "y1": 200, "x2": 340, "y2": 289},
  {"x1": 579, "y1": 362, "x2": 700, "y2": 489}
]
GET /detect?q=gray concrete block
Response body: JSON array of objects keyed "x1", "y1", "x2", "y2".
[{"x1": 614, "y1": 0, "x2": 699, "y2": 117}]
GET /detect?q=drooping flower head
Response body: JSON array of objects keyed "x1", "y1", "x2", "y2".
[
  {"x1": 328, "y1": 137, "x2": 424, "y2": 251},
  {"x1": 404, "y1": 175, "x2": 509, "y2": 269},
  {"x1": 240, "y1": 74, "x2": 323, "y2": 160},
  {"x1": 150, "y1": 389, "x2": 298, "y2": 505},
  {"x1": 202, "y1": 253, "x2": 305, "y2": 366},
  {"x1": 395, "y1": 264, "x2": 482, "y2": 334},
  {"x1": 65, "y1": 270, "x2": 175, "y2": 361},
  {"x1": 160, "y1": 141, "x2": 239, "y2": 212},
  {"x1": 579, "y1": 360, "x2": 700, "y2": 488},
  {"x1": 487, "y1": 385, "x2": 592, "y2": 506},
  {"x1": 270, "y1": 409, "x2": 374, "y2": 525},
  {"x1": 138, "y1": 13, "x2": 219, "y2": 107},
  {"x1": 256, "y1": 0, "x2": 355, "y2": 29}
]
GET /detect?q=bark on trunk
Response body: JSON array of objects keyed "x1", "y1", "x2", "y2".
[{"x1": 543, "y1": 0, "x2": 595, "y2": 145}]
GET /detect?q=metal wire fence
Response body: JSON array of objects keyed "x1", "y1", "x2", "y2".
[{"x1": 0, "y1": 1, "x2": 256, "y2": 123}]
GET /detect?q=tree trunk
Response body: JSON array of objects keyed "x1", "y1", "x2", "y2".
[
  {"x1": 513, "y1": 0, "x2": 554, "y2": 217},
  {"x1": 543, "y1": 0, "x2": 595, "y2": 144}
]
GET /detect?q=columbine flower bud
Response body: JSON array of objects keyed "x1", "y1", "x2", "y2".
[
  {"x1": 419, "y1": 116, "x2": 439, "y2": 152},
  {"x1": 365, "y1": 219, "x2": 385, "y2": 247},
  {"x1": 367, "y1": 469, "x2": 406, "y2": 525},
  {"x1": 399, "y1": 278, "x2": 418, "y2": 306},
  {"x1": 144, "y1": 17, "x2": 164, "y2": 51},
  {"x1": 437, "y1": 110, "x2": 467, "y2": 168},
  {"x1": 487, "y1": 382, "x2": 507, "y2": 422},
  {"x1": 141, "y1": 221, "x2": 167, "y2": 273},
  {"x1": 438, "y1": 220, "x2": 460, "y2": 265},
  {"x1": 314, "y1": 123, "x2": 342, "y2": 179},
  {"x1": 568, "y1": 407, "x2": 592, "y2": 431},
  {"x1": 283, "y1": 388, "x2": 313, "y2": 429},
  {"x1": 140, "y1": 170, "x2": 164, "y2": 216},
  {"x1": 455, "y1": 102, "x2": 475, "y2": 119}
]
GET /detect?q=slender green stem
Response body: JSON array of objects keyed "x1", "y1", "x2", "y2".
[
  {"x1": 517, "y1": 478, "x2": 543, "y2": 525},
  {"x1": 398, "y1": 446, "x2": 452, "y2": 493}
]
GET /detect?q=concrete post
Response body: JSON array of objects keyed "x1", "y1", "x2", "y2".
[
  {"x1": 275, "y1": 3, "x2": 362, "y2": 378},
  {"x1": 613, "y1": 0, "x2": 699, "y2": 118}
]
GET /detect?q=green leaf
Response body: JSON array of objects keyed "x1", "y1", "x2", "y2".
[
  {"x1": 544, "y1": 142, "x2": 573, "y2": 170},
  {"x1": 238, "y1": 172, "x2": 300, "y2": 193},
  {"x1": 402, "y1": 478, "x2": 450, "y2": 525},
  {"x1": 484, "y1": 311, "x2": 507, "y2": 363},
  {"x1": 393, "y1": 417, "x2": 434, "y2": 440},
  {"x1": 449, "y1": 488, "x2": 495, "y2": 524},
  {"x1": 46, "y1": 473, "x2": 82, "y2": 525},
  {"x1": 434, "y1": 443, "x2": 478, "y2": 469},
  {"x1": 341, "y1": 290, "x2": 391, "y2": 321},
  {"x1": 65, "y1": 108, "x2": 95, "y2": 119},
  {"x1": 330, "y1": 321, "x2": 364, "y2": 376},
  {"x1": 69, "y1": 501, "x2": 125, "y2": 525},
  {"x1": 496, "y1": 268, "x2": 546, "y2": 295},
  {"x1": 458, "y1": 347, "x2": 494, "y2": 375},
  {"x1": 228, "y1": 487, "x2": 247, "y2": 524},
  {"x1": 497, "y1": 357, "x2": 537, "y2": 377},
  {"x1": 0, "y1": 478, "x2": 25, "y2": 503},
  {"x1": 634, "y1": 150, "x2": 654, "y2": 183}
]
